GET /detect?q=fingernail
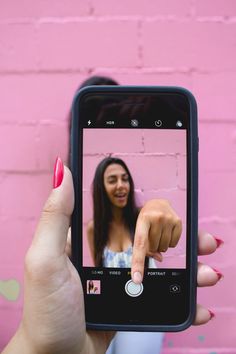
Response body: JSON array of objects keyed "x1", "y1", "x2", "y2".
[
  {"x1": 214, "y1": 237, "x2": 224, "y2": 248},
  {"x1": 133, "y1": 271, "x2": 142, "y2": 284},
  {"x1": 212, "y1": 268, "x2": 223, "y2": 281},
  {"x1": 208, "y1": 309, "x2": 215, "y2": 320},
  {"x1": 53, "y1": 157, "x2": 64, "y2": 189}
]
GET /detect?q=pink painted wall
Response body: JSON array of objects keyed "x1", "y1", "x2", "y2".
[
  {"x1": 82, "y1": 129, "x2": 187, "y2": 268},
  {"x1": 0, "y1": 1, "x2": 235, "y2": 353}
]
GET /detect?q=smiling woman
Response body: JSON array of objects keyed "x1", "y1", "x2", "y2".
[
  {"x1": 86, "y1": 156, "x2": 181, "y2": 270},
  {"x1": 87, "y1": 157, "x2": 139, "y2": 268}
]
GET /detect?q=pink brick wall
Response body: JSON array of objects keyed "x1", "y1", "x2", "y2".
[{"x1": 0, "y1": 1, "x2": 235, "y2": 353}]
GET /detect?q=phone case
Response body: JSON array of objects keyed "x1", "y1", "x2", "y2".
[{"x1": 71, "y1": 86, "x2": 198, "y2": 332}]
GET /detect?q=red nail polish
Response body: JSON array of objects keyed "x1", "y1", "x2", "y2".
[
  {"x1": 208, "y1": 309, "x2": 215, "y2": 319},
  {"x1": 53, "y1": 157, "x2": 64, "y2": 189},
  {"x1": 212, "y1": 268, "x2": 223, "y2": 280},
  {"x1": 214, "y1": 237, "x2": 224, "y2": 248}
]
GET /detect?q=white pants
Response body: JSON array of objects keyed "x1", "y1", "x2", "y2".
[{"x1": 106, "y1": 332, "x2": 164, "y2": 354}]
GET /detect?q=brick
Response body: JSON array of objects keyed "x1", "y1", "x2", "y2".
[
  {"x1": 199, "y1": 171, "x2": 236, "y2": 219},
  {"x1": 0, "y1": 174, "x2": 51, "y2": 219},
  {"x1": 0, "y1": 125, "x2": 38, "y2": 171},
  {"x1": 143, "y1": 21, "x2": 195, "y2": 69},
  {"x1": 198, "y1": 219, "x2": 235, "y2": 268},
  {"x1": 37, "y1": 21, "x2": 139, "y2": 70},
  {"x1": 0, "y1": 0, "x2": 89, "y2": 19},
  {"x1": 92, "y1": 0, "x2": 191, "y2": 17},
  {"x1": 199, "y1": 122, "x2": 236, "y2": 172},
  {"x1": 92, "y1": 70, "x2": 193, "y2": 88},
  {"x1": 0, "y1": 23, "x2": 38, "y2": 71},
  {"x1": 114, "y1": 154, "x2": 178, "y2": 190},
  {"x1": 36, "y1": 122, "x2": 70, "y2": 170},
  {"x1": 143, "y1": 129, "x2": 186, "y2": 154},
  {"x1": 0, "y1": 74, "x2": 86, "y2": 123},
  {"x1": 193, "y1": 73, "x2": 236, "y2": 121},
  {"x1": 196, "y1": 0, "x2": 236, "y2": 17},
  {"x1": 191, "y1": 22, "x2": 236, "y2": 71},
  {"x1": 0, "y1": 122, "x2": 70, "y2": 179},
  {"x1": 0, "y1": 217, "x2": 35, "y2": 265},
  {"x1": 83, "y1": 129, "x2": 143, "y2": 155},
  {"x1": 143, "y1": 21, "x2": 236, "y2": 71}
]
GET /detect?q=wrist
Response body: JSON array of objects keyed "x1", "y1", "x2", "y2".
[{"x1": 2, "y1": 324, "x2": 36, "y2": 354}]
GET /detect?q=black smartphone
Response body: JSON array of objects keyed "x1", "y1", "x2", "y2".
[{"x1": 71, "y1": 86, "x2": 198, "y2": 332}]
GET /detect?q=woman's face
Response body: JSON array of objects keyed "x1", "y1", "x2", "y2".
[{"x1": 103, "y1": 163, "x2": 130, "y2": 208}]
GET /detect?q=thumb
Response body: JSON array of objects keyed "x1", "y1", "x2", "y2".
[{"x1": 31, "y1": 158, "x2": 74, "y2": 259}]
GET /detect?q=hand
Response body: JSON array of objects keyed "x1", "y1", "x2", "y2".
[
  {"x1": 3, "y1": 162, "x2": 222, "y2": 354},
  {"x1": 132, "y1": 199, "x2": 182, "y2": 274},
  {"x1": 3, "y1": 160, "x2": 114, "y2": 354},
  {"x1": 131, "y1": 201, "x2": 223, "y2": 325}
]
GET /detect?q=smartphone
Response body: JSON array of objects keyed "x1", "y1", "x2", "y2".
[{"x1": 71, "y1": 86, "x2": 198, "y2": 332}]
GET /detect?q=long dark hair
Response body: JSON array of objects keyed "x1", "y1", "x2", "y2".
[
  {"x1": 88, "y1": 280, "x2": 94, "y2": 294},
  {"x1": 92, "y1": 157, "x2": 139, "y2": 266}
]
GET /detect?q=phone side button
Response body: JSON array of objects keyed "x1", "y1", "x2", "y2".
[{"x1": 125, "y1": 280, "x2": 143, "y2": 297}]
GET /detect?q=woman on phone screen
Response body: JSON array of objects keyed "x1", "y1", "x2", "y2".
[{"x1": 87, "y1": 156, "x2": 180, "y2": 269}]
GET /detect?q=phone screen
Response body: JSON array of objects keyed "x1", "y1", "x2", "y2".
[{"x1": 71, "y1": 87, "x2": 198, "y2": 331}]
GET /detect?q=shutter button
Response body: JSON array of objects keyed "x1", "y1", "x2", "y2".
[{"x1": 125, "y1": 280, "x2": 143, "y2": 297}]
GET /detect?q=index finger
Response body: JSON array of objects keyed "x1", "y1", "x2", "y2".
[{"x1": 131, "y1": 217, "x2": 150, "y2": 284}]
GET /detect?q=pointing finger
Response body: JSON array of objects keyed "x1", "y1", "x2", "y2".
[{"x1": 131, "y1": 216, "x2": 150, "y2": 284}]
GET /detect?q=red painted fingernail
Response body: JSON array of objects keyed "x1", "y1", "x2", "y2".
[
  {"x1": 53, "y1": 157, "x2": 64, "y2": 189},
  {"x1": 208, "y1": 309, "x2": 215, "y2": 320},
  {"x1": 212, "y1": 268, "x2": 223, "y2": 281},
  {"x1": 214, "y1": 237, "x2": 224, "y2": 248}
]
